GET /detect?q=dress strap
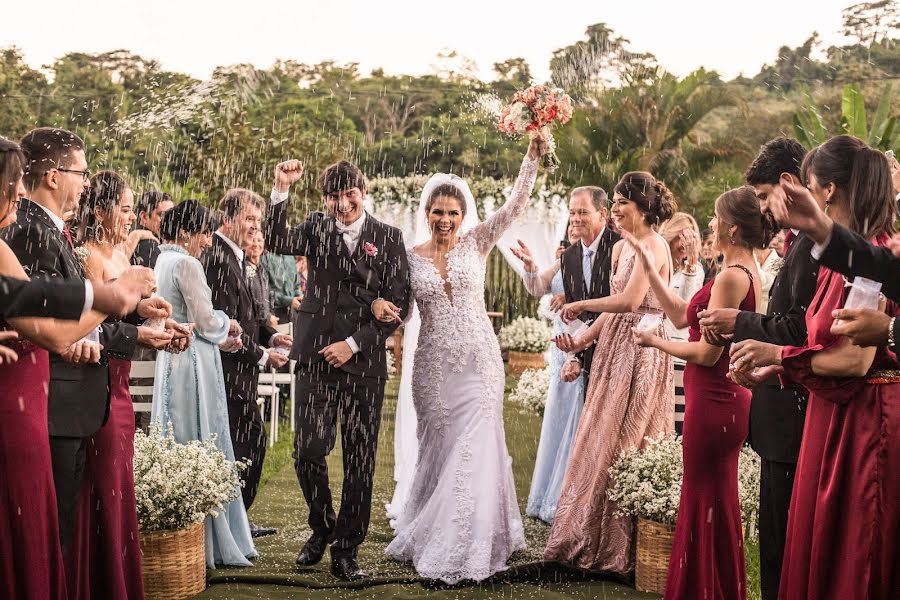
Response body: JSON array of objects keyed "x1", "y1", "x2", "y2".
[{"x1": 726, "y1": 263, "x2": 754, "y2": 284}]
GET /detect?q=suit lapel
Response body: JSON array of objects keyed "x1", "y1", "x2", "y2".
[
  {"x1": 562, "y1": 243, "x2": 588, "y2": 301},
  {"x1": 350, "y1": 214, "x2": 376, "y2": 263},
  {"x1": 20, "y1": 199, "x2": 80, "y2": 277}
]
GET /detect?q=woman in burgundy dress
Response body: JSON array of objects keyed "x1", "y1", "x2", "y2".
[
  {"x1": 632, "y1": 187, "x2": 774, "y2": 599},
  {"x1": 0, "y1": 138, "x2": 116, "y2": 599},
  {"x1": 731, "y1": 136, "x2": 899, "y2": 600}
]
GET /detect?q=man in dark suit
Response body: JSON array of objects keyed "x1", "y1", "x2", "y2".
[
  {"x1": 265, "y1": 159, "x2": 410, "y2": 581},
  {"x1": 558, "y1": 186, "x2": 620, "y2": 383},
  {"x1": 130, "y1": 190, "x2": 174, "y2": 268},
  {"x1": 698, "y1": 137, "x2": 817, "y2": 600},
  {"x1": 202, "y1": 188, "x2": 290, "y2": 536},
  {"x1": 1, "y1": 127, "x2": 171, "y2": 555}
]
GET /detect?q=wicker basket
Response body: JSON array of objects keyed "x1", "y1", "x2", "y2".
[
  {"x1": 507, "y1": 351, "x2": 546, "y2": 376},
  {"x1": 635, "y1": 517, "x2": 675, "y2": 594},
  {"x1": 140, "y1": 521, "x2": 206, "y2": 600}
]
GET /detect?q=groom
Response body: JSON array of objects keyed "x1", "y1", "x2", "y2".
[{"x1": 264, "y1": 159, "x2": 410, "y2": 580}]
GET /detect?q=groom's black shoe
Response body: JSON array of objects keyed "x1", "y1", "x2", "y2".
[
  {"x1": 330, "y1": 556, "x2": 367, "y2": 581},
  {"x1": 295, "y1": 533, "x2": 330, "y2": 566},
  {"x1": 249, "y1": 522, "x2": 277, "y2": 538}
]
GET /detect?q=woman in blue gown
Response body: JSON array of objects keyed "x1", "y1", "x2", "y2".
[
  {"x1": 512, "y1": 229, "x2": 585, "y2": 523},
  {"x1": 150, "y1": 200, "x2": 257, "y2": 567}
]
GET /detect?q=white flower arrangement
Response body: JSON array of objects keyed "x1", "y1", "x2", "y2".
[
  {"x1": 607, "y1": 432, "x2": 760, "y2": 538},
  {"x1": 499, "y1": 316, "x2": 553, "y2": 353},
  {"x1": 134, "y1": 424, "x2": 247, "y2": 533},
  {"x1": 508, "y1": 366, "x2": 551, "y2": 416}
]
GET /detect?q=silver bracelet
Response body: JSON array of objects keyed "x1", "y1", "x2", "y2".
[
  {"x1": 523, "y1": 269, "x2": 540, "y2": 279},
  {"x1": 889, "y1": 316, "x2": 896, "y2": 349}
]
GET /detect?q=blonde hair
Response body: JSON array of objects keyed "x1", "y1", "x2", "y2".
[{"x1": 658, "y1": 212, "x2": 700, "y2": 245}]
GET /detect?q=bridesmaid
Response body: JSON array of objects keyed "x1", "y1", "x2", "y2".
[
  {"x1": 512, "y1": 226, "x2": 586, "y2": 523},
  {"x1": 151, "y1": 200, "x2": 258, "y2": 568},
  {"x1": 0, "y1": 139, "x2": 130, "y2": 600},
  {"x1": 731, "y1": 136, "x2": 899, "y2": 600},
  {"x1": 631, "y1": 186, "x2": 772, "y2": 600},
  {"x1": 69, "y1": 171, "x2": 181, "y2": 599},
  {"x1": 544, "y1": 171, "x2": 675, "y2": 575}
]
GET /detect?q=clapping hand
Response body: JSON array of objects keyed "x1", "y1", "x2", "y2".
[
  {"x1": 274, "y1": 159, "x2": 304, "y2": 193},
  {"x1": 510, "y1": 239, "x2": 538, "y2": 273},
  {"x1": 553, "y1": 333, "x2": 591, "y2": 353},
  {"x1": 0, "y1": 330, "x2": 19, "y2": 364}
]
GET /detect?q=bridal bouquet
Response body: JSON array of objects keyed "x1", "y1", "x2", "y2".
[
  {"x1": 497, "y1": 84, "x2": 574, "y2": 172},
  {"x1": 134, "y1": 423, "x2": 247, "y2": 532}
]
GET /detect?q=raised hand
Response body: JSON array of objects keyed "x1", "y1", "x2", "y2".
[
  {"x1": 768, "y1": 179, "x2": 831, "y2": 243},
  {"x1": 0, "y1": 330, "x2": 19, "y2": 364},
  {"x1": 510, "y1": 239, "x2": 538, "y2": 273},
  {"x1": 682, "y1": 229, "x2": 700, "y2": 270},
  {"x1": 274, "y1": 159, "x2": 304, "y2": 193}
]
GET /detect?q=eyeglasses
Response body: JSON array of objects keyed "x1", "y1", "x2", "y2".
[{"x1": 53, "y1": 168, "x2": 91, "y2": 182}]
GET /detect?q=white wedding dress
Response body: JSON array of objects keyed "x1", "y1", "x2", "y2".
[{"x1": 385, "y1": 156, "x2": 538, "y2": 583}]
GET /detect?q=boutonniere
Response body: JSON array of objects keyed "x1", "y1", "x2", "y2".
[{"x1": 364, "y1": 241, "x2": 378, "y2": 258}]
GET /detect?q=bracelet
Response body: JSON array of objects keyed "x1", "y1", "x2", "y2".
[
  {"x1": 889, "y1": 316, "x2": 896, "y2": 349},
  {"x1": 523, "y1": 269, "x2": 540, "y2": 279}
]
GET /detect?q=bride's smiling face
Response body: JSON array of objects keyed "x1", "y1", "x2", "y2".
[{"x1": 427, "y1": 195, "x2": 464, "y2": 242}]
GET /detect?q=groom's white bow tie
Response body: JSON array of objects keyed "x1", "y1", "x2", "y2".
[{"x1": 334, "y1": 213, "x2": 366, "y2": 254}]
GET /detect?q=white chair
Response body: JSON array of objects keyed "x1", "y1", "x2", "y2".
[
  {"x1": 258, "y1": 322, "x2": 295, "y2": 447},
  {"x1": 129, "y1": 360, "x2": 157, "y2": 416}
]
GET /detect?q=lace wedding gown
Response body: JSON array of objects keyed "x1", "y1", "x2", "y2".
[{"x1": 385, "y1": 156, "x2": 538, "y2": 583}]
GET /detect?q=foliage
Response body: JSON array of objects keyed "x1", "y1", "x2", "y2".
[
  {"x1": 793, "y1": 82, "x2": 899, "y2": 151},
  {"x1": 134, "y1": 424, "x2": 246, "y2": 532}
]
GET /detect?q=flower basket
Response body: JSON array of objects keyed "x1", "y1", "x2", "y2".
[
  {"x1": 140, "y1": 521, "x2": 206, "y2": 600},
  {"x1": 635, "y1": 517, "x2": 675, "y2": 594},
  {"x1": 508, "y1": 350, "x2": 546, "y2": 375}
]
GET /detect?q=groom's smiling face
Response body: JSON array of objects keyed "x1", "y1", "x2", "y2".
[{"x1": 324, "y1": 187, "x2": 365, "y2": 225}]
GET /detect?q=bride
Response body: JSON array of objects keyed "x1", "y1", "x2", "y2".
[{"x1": 374, "y1": 135, "x2": 542, "y2": 583}]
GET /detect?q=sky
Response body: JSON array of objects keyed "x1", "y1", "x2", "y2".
[{"x1": 3, "y1": 0, "x2": 855, "y2": 82}]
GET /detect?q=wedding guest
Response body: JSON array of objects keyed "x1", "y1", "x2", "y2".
[
  {"x1": 545, "y1": 171, "x2": 675, "y2": 575},
  {"x1": 130, "y1": 190, "x2": 173, "y2": 268},
  {"x1": 700, "y1": 227, "x2": 721, "y2": 284},
  {"x1": 0, "y1": 137, "x2": 149, "y2": 600},
  {"x1": 246, "y1": 231, "x2": 275, "y2": 329},
  {"x1": 554, "y1": 186, "x2": 620, "y2": 384},
  {"x1": 632, "y1": 186, "x2": 773, "y2": 600},
  {"x1": 657, "y1": 212, "x2": 704, "y2": 434},
  {"x1": 698, "y1": 136, "x2": 815, "y2": 600},
  {"x1": 151, "y1": 199, "x2": 258, "y2": 567},
  {"x1": 1, "y1": 128, "x2": 171, "y2": 564},
  {"x1": 262, "y1": 250, "x2": 299, "y2": 325},
  {"x1": 511, "y1": 226, "x2": 586, "y2": 523},
  {"x1": 203, "y1": 188, "x2": 290, "y2": 537},
  {"x1": 70, "y1": 171, "x2": 182, "y2": 599},
  {"x1": 731, "y1": 136, "x2": 899, "y2": 600}
]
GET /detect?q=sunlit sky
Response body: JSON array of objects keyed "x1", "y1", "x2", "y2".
[{"x1": 5, "y1": 0, "x2": 853, "y2": 82}]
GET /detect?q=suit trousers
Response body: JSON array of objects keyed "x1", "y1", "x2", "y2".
[
  {"x1": 48, "y1": 436, "x2": 87, "y2": 557},
  {"x1": 223, "y1": 360, "x2": 267, "y2": 512},
  {"x1": 293, "y1": 362, "x2": 385, "y2": 559},
  {"x1": 759, "y1": 458, "x2": 796, "y2": 600}
]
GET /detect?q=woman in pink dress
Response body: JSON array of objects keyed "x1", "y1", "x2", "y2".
[
  {"x1": 731, "y1": 136, "x2": 899, "y2": 600},
  {"x1": 544, "y1": 171, "x2": 676, "y2": 575},
  {"x1": 633, "y1": 186, "x2": 774, "y2": 599}
]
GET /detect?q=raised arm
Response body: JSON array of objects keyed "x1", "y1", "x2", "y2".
[
  {"x1": 510, "y1": 239, "x2": 559, "y2": 297},
  {"x1": 471, "y1": 140, "x2": 541, "y2": 256},
  {"x1": 265, "y1": 159, "x2": 315, "y2": 256}
]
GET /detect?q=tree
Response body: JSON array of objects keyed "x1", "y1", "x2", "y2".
[
  {"x1": 792, "y1": 82, "x2": 899, "y2": 151},
  {"x1": 492, "y1": 58, "x2": 532, "y2": 89},
  {"x1": 841, "y1": 1, "x2": 899, "y2": 55}
]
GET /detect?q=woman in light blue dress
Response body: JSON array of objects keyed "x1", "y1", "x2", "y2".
[
  {"x1": 150, "y1": 200, "x2": 257, "y2": 567},
  {"x1": 513, "y1": 230, "x2": 586, "y2": 523}
]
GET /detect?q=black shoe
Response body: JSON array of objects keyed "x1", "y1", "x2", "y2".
[
  {"x1": 249, "y1": 522, "x2": 277, "y2": 538},
  {"x1": 330, "y1": 556, "x2": 367, "y2": 581},
  {"x1": 295, "y1": 533, "x2": 330, "y2": 566}
]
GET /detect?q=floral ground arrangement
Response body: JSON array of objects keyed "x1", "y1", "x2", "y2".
[{"x1": 194, "y1": 378, "x2": 762, "y2": 600}]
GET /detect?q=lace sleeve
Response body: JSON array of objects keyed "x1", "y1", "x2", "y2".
[
  {"x1": 470, "y1": 156, "x2": 539, "y2": 256},
  {"x1": 175, "y1": 257, "x2": 230, "y2": 344}
]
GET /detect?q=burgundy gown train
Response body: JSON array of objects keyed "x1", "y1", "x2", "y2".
[
  {"x1": 664, "y1": 266, "x2": 755, "y2": 600},
  {"x1": 0, "y1": 339, "x2": 67, "y2": 600},
  {"x1": 68, "y1": 357, "x2": 144, "y2": 599},
  {"x1": 778, "y1": 252, "x2": 899, "y2": 600}
]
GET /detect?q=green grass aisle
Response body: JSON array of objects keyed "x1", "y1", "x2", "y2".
[{"x1": 195, "y1": 376, "x2": 759, "y2": 599}]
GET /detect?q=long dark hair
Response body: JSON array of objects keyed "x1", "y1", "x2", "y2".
[
  {"x1": 77, "y1": 171, "x2": 130, "y2": 244},
  {"x1": 159, "y1": 200, "x2": 213, "y2": 242},
  {"x1": 0, "y1": 137, "x2": 26, "y2": 226}
]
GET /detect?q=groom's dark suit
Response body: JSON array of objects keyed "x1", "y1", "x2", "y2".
[
  {"x1": 559, "y1": 226, "x2": 620, "y2": 378},
  {"x1": 265, "y1": 205, "x2": 409, "y2": 559},
  {"x1": 2, "y1": 198, "x2": 138, "y2": 553}
]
